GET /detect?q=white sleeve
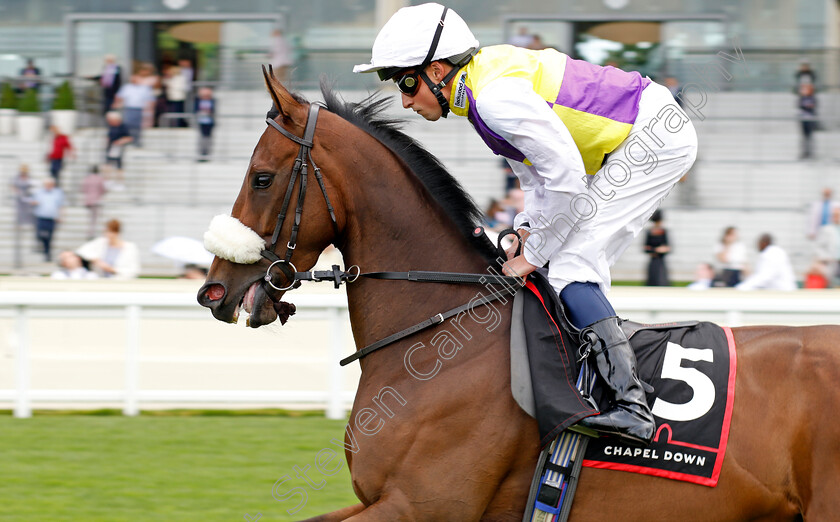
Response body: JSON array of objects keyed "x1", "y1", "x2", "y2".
[
  {"x1": 475, "y1": 77, "x2": 589, "y2": 265},
  {"x1": 114, "y1": 242, "x2": 141, "y2": 279},
  {"x1": 814, "y1": 227, "x2": 832, "y2": 261},
  {"x1": 508, "y1": 160, "x2": 541, "y2": 231},
  {"x1": 807, "y1": 203, "x2": 819, "y2": 237},
  {"x1": 76, "y1": 237, "x2": 105, "y2": 261},
  {"x1": 728, "y1": 242, "x2": 747, "y2": 267},
  {"x1": 736, "y1": 250, "x2": 774, "y2": 290}
]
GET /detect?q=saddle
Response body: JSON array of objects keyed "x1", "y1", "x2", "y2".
[
  {"x1": 513, "y1": 271, "x2": 737, "y2": 521},
  {"x1": 510, "y1": 270, "x2": 702, "y2": 445}
]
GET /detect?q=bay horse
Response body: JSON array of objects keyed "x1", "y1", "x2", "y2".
[{"x1": 198, "y1": 69, "x2": 840, "y2": 521}]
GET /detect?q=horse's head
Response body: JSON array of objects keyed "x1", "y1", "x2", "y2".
[{"x1": 198, "y1": 66, "x2": 342, "y2": 327}]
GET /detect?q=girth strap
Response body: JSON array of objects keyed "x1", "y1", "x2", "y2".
[{"x1": 340, "y1": 288, "x2": 511, "y2": 366}]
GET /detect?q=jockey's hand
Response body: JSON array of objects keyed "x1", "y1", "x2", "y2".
[
  {"x1": 503, "y1": 255, "x2": 538, "y2": 280},
  {"x1": 505, "y1": 228, "x2": 531, "y2": 261}
]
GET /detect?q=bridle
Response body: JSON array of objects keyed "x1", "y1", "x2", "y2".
[
  {"x1": 253, "y1": 101, "x2": 526, "y2": 366},
  {"x1": 260, "y1": 103, "x2": 341, "y2": 291}
]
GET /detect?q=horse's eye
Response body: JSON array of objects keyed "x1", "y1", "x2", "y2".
[{"x1": 252, "y1": 174, "x2": 273, "y2": 189}]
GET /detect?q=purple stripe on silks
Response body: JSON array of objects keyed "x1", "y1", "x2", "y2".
[
  {"x1": 465, "y1": 87, "x2": 527, "y2": 162},
  {"x1": 555, "y1": 57, "x2": 651, "y2": 125}
]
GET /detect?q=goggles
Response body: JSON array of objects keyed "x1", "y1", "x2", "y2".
[{"x1": 395, "y1": 71, "x2": 421, "y2": 96}]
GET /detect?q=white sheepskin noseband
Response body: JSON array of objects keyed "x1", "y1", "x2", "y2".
[{"x1": 203, "y1": 214, "x2": 266, "y2": 264}]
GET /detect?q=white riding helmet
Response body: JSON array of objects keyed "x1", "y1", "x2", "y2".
[{"x1": 354, "y1": 3, "x2": 479, "y2": 81}]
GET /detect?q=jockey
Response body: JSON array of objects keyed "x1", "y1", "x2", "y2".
[{"x1": 354, "y1": 3, "x2": 697, "y2": 446}]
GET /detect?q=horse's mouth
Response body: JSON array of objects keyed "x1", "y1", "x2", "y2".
[
  {"x1": 200, "y1": 279, "x2": 296, "y2": 328},
  {"x1": 241, "y1": 281, "x2": 297, "y2": 327}
]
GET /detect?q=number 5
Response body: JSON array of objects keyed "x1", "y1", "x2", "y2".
[{"x1": 651, "y1": 342, "x2": 715, "y2": 422}]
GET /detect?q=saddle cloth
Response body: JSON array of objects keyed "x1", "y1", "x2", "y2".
[{"x1": 511, "y1": 271, "x2": 736, "y2": 486}]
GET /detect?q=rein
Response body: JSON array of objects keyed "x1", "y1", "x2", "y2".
[{"x1": 261, "y1": 104, "x2": 525, "y2": 365}]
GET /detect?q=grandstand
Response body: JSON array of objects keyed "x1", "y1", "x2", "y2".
[{"x1": 2, "y1": 86, "x2": 839, "y2": 282}]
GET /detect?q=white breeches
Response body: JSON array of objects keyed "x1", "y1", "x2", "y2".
[{"x1": 547, "y1": 82, "x2": 698, "y2": 293}]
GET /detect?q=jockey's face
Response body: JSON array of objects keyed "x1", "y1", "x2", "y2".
[{"x1": 398, "y1": 62, "x2": 451, "y2": 122}]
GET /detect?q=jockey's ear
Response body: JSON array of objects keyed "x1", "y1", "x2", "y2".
[
  {"x1": 429, "y1": 61, "x2": 447, "y2": 82},
  {"x1": 262, "y1": 64, "x2": 303, "y2": 122}
]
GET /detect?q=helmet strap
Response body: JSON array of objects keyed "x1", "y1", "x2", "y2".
[
  {"x1": 418, "y1": 65, "x2": 461, "y2": 118},
  {"x1": 416, "y1": 5, "x2": 455, "y2": 118}
]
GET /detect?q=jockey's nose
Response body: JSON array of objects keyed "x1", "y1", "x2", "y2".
[{"x1": 401, "y1": 92, "x2": 413, "y2": 109}]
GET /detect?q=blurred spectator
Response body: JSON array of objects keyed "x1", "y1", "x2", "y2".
[
  {"x1": 162, "y1": 65, "x2": 188, "y2": 127},
  {"x1": 46, "y1": 125, "x2": 74, "y2": 185},
  {"x1": 484, "y1": 189, "x2": 523, "y2": 230},
  {"x1": 135, "y1": 63, "x2": 161, "y2": 129},
  {"x1": 502, "y1": 188, "x2": 525, "y2": 227},
  {"x1": 81, "y1": 165, "x2": 107, "y2": 240},
  {"x1": 643, "y1": 209, "x2": 670, "y2": 286},
  {"x1": 508, "y1": 26, "x2": 534, "y2": 48},
  {"x1": 94, "y1": 54, "x2": 122, "y2": 115},
  {"x1": 803, "y1": 260, "x2": 830, "y2": 289},
  {"x1": 687, "y1": 262, "x2": 714, "y2": 290},
  {"x1": 19, "y1": 58, "x2": 41, "y2": 91},
  {"x1": 178, "y1": 58, "x2": 194, "y2": 94},
  {"x1": 526, "y1": 34, "x2": 553, "y2": 51},
  {"x1": 664, "y1": 76, "x2": 683, "y2": 108},
  {"x1": 736, "y1": 234, "x2": 797, "y2": 291},
  {"x1": 814, "y1": 206, "x2": 840, "y2": 286},
  {"x1": 798, "y1": 83, "x2": 817, "y2": 160},
  {"x1": 12, "y1": 164, "x2": 35, "y2": 227},
  {"x1": 103, "y1": 111, "x2": 133, "y2": 190},
  {"x1": 501, "y1": 159, "x2": 518, "y2": 192},
  {"x1": 51, "y1": 251, "x2": 97, "y2": 280},
  {"x1": 806, "y1": 187, "x2": 839, "y2": 240},
  {"x1": 29, "y1": 177, "x2": 65, "y2": 262},
  {"x1": 195, "y1": 86, "x2": 216, "y2": 160},
  {"x1": 114, "y1": 74, "x2": 154, "y2": 146},
  {"x1": 795, "y1": 60, "x2": 816, "y2": 88},
  {"x1": 76, "y1": 218, "x2": 141, "y2": 279},
  {"x1": 712, "y1": 226, "x2": 747, "y2": 287},
  {"x1": 270, "y1": 28, "x2": 294, "y2": 82},
  {"x1": 180, "y1": 264, "x2": 208, "y2": 280},
  {"x1": 484, "y1": 199, "x2": 505, "y2": 230}
]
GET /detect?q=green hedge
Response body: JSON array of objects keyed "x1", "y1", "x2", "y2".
[
  {"x1": 52, "y1": 81, "x2": 75, "y2": 110},
  {"x1": 0, "y1": 83, "x2": 16, "y2": 109},
  {"x1": 17, "y1": 88, "x2": 40, "y2": 113}
]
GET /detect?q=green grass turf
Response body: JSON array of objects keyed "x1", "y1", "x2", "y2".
[{"x1": 0, "y1": 414, "x2": 359, "y2": 521}]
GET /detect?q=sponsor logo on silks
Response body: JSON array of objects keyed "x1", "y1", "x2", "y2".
[{"x1": 453, "y1": 74, "x2": 467, "y2": 109}]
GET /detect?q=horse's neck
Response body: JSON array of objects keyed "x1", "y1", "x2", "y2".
[
  {"x1": 339, "y1": 151, "x2": 489, "y2": 275},
  {"x1": 337, "y1": 153, "x2": 499, "y2": 372}
]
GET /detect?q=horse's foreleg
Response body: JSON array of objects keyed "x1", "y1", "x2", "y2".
[{"x1": 298, "y1": 503, "x2": 366, "y2": 522}]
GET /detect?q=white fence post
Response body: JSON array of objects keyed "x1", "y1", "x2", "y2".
[
  {"x1": 326, "y1": 305, "x2": 345, "y2": 420},
  {"x1": 14, "y1": 305, "x2": 31, "y2": 418},
  {"x1": 124, "y1": 305, "x2": 141, "y2": 416}
]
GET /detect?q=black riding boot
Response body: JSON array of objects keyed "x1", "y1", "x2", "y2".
[{"x1": 579, "y1": 317, "x2": 655, "y2": 446}]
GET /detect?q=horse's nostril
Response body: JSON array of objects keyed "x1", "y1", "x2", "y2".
[{"x1": 205, "y1": 284, "x2": 226, "y2": 301}]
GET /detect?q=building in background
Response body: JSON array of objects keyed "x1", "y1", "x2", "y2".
[{"x1": 0, "y1": 0, "x2": 837, "y2": 92}]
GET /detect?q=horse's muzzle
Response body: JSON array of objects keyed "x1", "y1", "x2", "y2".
[
  {"x1": 198, "y1": 279, "x2": 296, "y2": 326},
  {"x1": 197, "y1": 281, "x2": 238, "y2": 323}
]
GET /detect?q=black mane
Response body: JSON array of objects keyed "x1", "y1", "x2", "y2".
[{"x1": 312, "y1": 81, "x2": 502, "y2": 266}]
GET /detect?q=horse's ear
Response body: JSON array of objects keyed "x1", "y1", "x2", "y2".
[{"x1": 262, "y1": 64, "x2": 300, "y2": 120}]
